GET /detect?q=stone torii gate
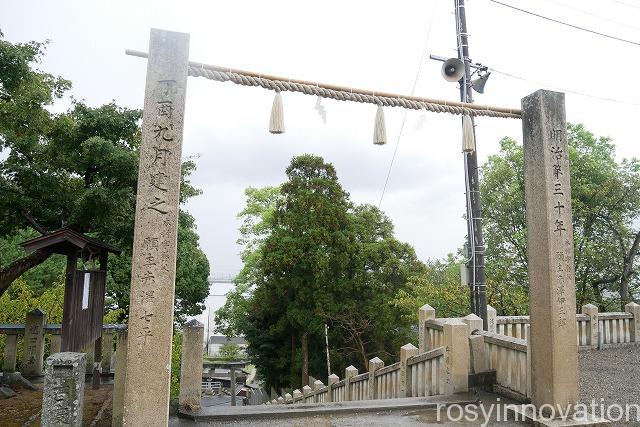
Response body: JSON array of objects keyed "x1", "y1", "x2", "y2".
[{"x1": 123, "y1": 28, "x2": 593, "y2": 425}]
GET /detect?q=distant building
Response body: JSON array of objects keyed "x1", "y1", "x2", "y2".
[{"x1": 208, "y1": 335, "x2": 247, "y2": 356}]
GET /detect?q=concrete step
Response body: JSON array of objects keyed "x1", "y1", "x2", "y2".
[{"x1": 179, "y1": 393, "x2": 477, "y2": 422}]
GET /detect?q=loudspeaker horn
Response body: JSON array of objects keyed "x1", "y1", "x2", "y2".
[
  {"x1": 441, "y1": 58, "x2": 465, "y2": 82},
  {"x1": 471, "y1": 72, "x2": 491, "y2": 94}
]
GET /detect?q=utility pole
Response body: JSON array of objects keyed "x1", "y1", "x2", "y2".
[
  {"x1": 455, "y1": 0, "x2": 488, "y2": 329},
  {"x1": 324, "y1": 324, "x2": 331, "y2": 378}
]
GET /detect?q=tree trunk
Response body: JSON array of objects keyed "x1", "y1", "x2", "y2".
[
  {"x1": 290, "y1": 334, "x2": 297, "y2": 388},
  {"x1": 620, "y1": 230, "x2": 640, "y2": 310},
  {"x1": 301, "y1": 333, "x2": 309, "y2": 387},
  {"x1": 0, "y1": 249, "x2": 52, "y2": 297}
]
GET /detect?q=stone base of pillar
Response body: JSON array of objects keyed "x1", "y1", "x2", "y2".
[{"x1": 507, "y1": 405, "x2": 610, "y2": 426}]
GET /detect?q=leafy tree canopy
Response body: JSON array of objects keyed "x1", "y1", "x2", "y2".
[
  {"x1": 481, "y1": 124, "x2": 640, "y2": 312},
  {"x1": 0, "y1": 33, "x2": 209, "y2": 321}
]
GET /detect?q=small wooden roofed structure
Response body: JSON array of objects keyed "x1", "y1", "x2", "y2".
[
  {"x1": 21, "y1": 228, "x2": 121, "y2": 356},
  {"x1": 21, "y1": 228, "x2": 121, "y2": 257}
]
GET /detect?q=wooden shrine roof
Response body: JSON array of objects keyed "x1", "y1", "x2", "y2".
[{"x1": 20, "y1": 228, "x2": 122, "y2": 256}]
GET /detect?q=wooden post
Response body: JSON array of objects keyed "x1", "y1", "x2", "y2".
[
  {"x1": 230, "y1": 367, "x2": 236, "y2": 406},
  {"x1": 123, "y1": 28, "x2": 189, "y2": 426}
]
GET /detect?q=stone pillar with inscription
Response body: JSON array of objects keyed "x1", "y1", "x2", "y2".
[
  {"x1": 123, "y1": 29, "x2": 190, "y2": 426},
  {"x1": 522, "y1": 90, "x2": 578, "y2": 410},
  {"x1": 22, "y1": 308, "x2": 46, "y2": 377},
  {"x1": 41, "y1": 352, "x2": 86, "y2": 427}
]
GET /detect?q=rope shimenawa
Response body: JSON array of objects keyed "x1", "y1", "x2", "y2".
[{"x1": 125, "y1": 49, "x2": 521, "y2": 119}]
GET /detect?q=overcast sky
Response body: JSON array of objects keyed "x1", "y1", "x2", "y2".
[{"x1": 2, "y1": 0, "x2": 639, "y2": 278}]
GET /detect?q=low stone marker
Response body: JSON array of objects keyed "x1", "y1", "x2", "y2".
[
  {"x1": 23, "y1": 308, "x2": 46, "y2": 377},
  {"x1": 41, "y1": 352, "x2": 86, "y2": 427}
]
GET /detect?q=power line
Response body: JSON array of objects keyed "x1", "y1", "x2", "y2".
[
  {"x1": 488, "y1": 0, "x2": 640, "y2": 47},
  {"x1": 378, "y1": 2, "x2": 437, "y2": 209},
  {"x1": 490, "y1": 67, "x2": 640, "y2": 106},
  {"x1": 544, "y1": 0, "x2": 640, "y2": 32},
  {"x1": 609, "y1": 0, "x2": 640, "y2": 11}
]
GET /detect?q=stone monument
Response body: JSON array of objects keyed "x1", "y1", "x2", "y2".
[
  {"x1": 41, "y1": 352, "x2": 86, "y2": 427},
  {"x1": 123, "y1": 28, "x2": 189, "y2": 426},
  {"x1": 513, "y1": 89, "x2": 608, "y2": 425}
]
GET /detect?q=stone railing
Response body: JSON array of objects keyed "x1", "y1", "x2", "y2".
[
  {"x1": 265, "y1": 321, "x2": 463, "y2": 406},
  {"x1": 491, "y1": 302, "x2": 640, "y2": 349},
  {"x1": 0, "y1": 308, "x2": 126, "y2": 377},
  {"x1": 480, "y1": 331, "x2": 530, "y2": 399}
]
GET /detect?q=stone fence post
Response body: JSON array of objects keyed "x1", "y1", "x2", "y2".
[
  {"x1": 292, "y1": 389, "x2": 302, "y2": 403},
  {"x1": 368, "y1": 357, "x2": 384, "y2": 400},
  {"x1": 3, "y1": 334, "x2": 18, "y2": 375},
  {"x1": 112, "y1": 330, "x2": 127, "y2": 427},
  {"x1": 582, "y1": 304, "x2": 599, "y2": 349},
  {"x1": 302, "y1": 385, "x2": 312, "y2": 403},
  {"x1": 313, "y1": 379, "x2": 324, "y2": 403},
  {"x1": 400, "y1": 344, "x2": 419, "y2": 397},
  {"x1": 50, "y1": 335, "x2": 62, "y2": 354},
  {"x1": 418, "y1": 304, "x2": 435, "y2": 352},
  {"x1": 23, "y1": 308, "x2": 46, "y2": 377},
  {"x1": 442, "y1": 320, "x2": 469, "y2": 395},
  {"x1": 626, "y1": 302, "x2": 640, "y2": 343},
  {"x1": 179, "y1": 320, "x2": 204, "y2": 411},
  {"x1": 463, "y1": 313, "x2": 483, "y2": 335},
  {"x1": 526, "y1": 324, "x2": 532, "y2": 398},
  {"x1": 41, "y1": 352, "x2": 86, "y2": 427},
  {"x1": 344, "y1": 365, "x2": 358, "y2": 401},
  {"x1": 327, "y1": 373, "x2": 338, "y2": 402},
  {"x1": 102, "y1": 332, "x2": 113, "y2": 373},
  {"x1": 487, "y1": 305, "x2": 497, "y2": 333}
]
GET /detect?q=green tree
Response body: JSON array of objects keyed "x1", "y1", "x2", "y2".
[
  {"x1": 214, "y1": 186, "x2": 281, "y2": 337},
  {"x1": 0, "y1": 34, "x2": 209, "y2": 320},
  {"x1": 481, "y1": 124, "x2": 640, "y2": 312},
  {"x1": 256, "y1": 154, "x2": 355, "y2": 387},
  {"x1": 219, "y1": 157, "x2": 424, "y2": 390},
  {"x1": 218, "y1": 342, "x2": 244, "y2": 361}
]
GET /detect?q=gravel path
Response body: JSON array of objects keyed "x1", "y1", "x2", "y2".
[{"x1": 579, "y1": 346, "x2": 640, "y2": 426}]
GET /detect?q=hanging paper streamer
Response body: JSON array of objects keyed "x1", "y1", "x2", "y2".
[
  {"x1": 269, "y1": 91, "x2": 285, "y2": 134},
  {"x1": 462, "y1": 114, "x2": 475, "y2": 152},
  {"x1": 315, "y1": 96, "x2": 327, "y2": 124},
  {"x1": 373, "y1": 105, "x2": 387, "y2": 145},
  {"x1": 414, "y1": 114, "x2": 427, "y2": 131}
]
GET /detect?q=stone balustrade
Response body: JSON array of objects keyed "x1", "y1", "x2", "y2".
[
  {"x1": 261, "y1": 301, "x2": 640, "y2": 407},
  {"x1": 479, "y1": 331, "x2": 530, "y2": 399},
  {"x1": 488, "y1": 302, "x2": 640, "y2": 349},
  {"x1": 0, "y1": 310, "x2": 126, "y2": 377},
  {"x1": 266, "y1": 321, "x2": 458, "y2": 405}
]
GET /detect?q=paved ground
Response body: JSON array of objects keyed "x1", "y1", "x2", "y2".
[
  {"x1": 170, "y1": 392, "x2": 528, "y2": 426},
  {"x1": 579, "y1": 346, "x2": 640, "y2": 426}
]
